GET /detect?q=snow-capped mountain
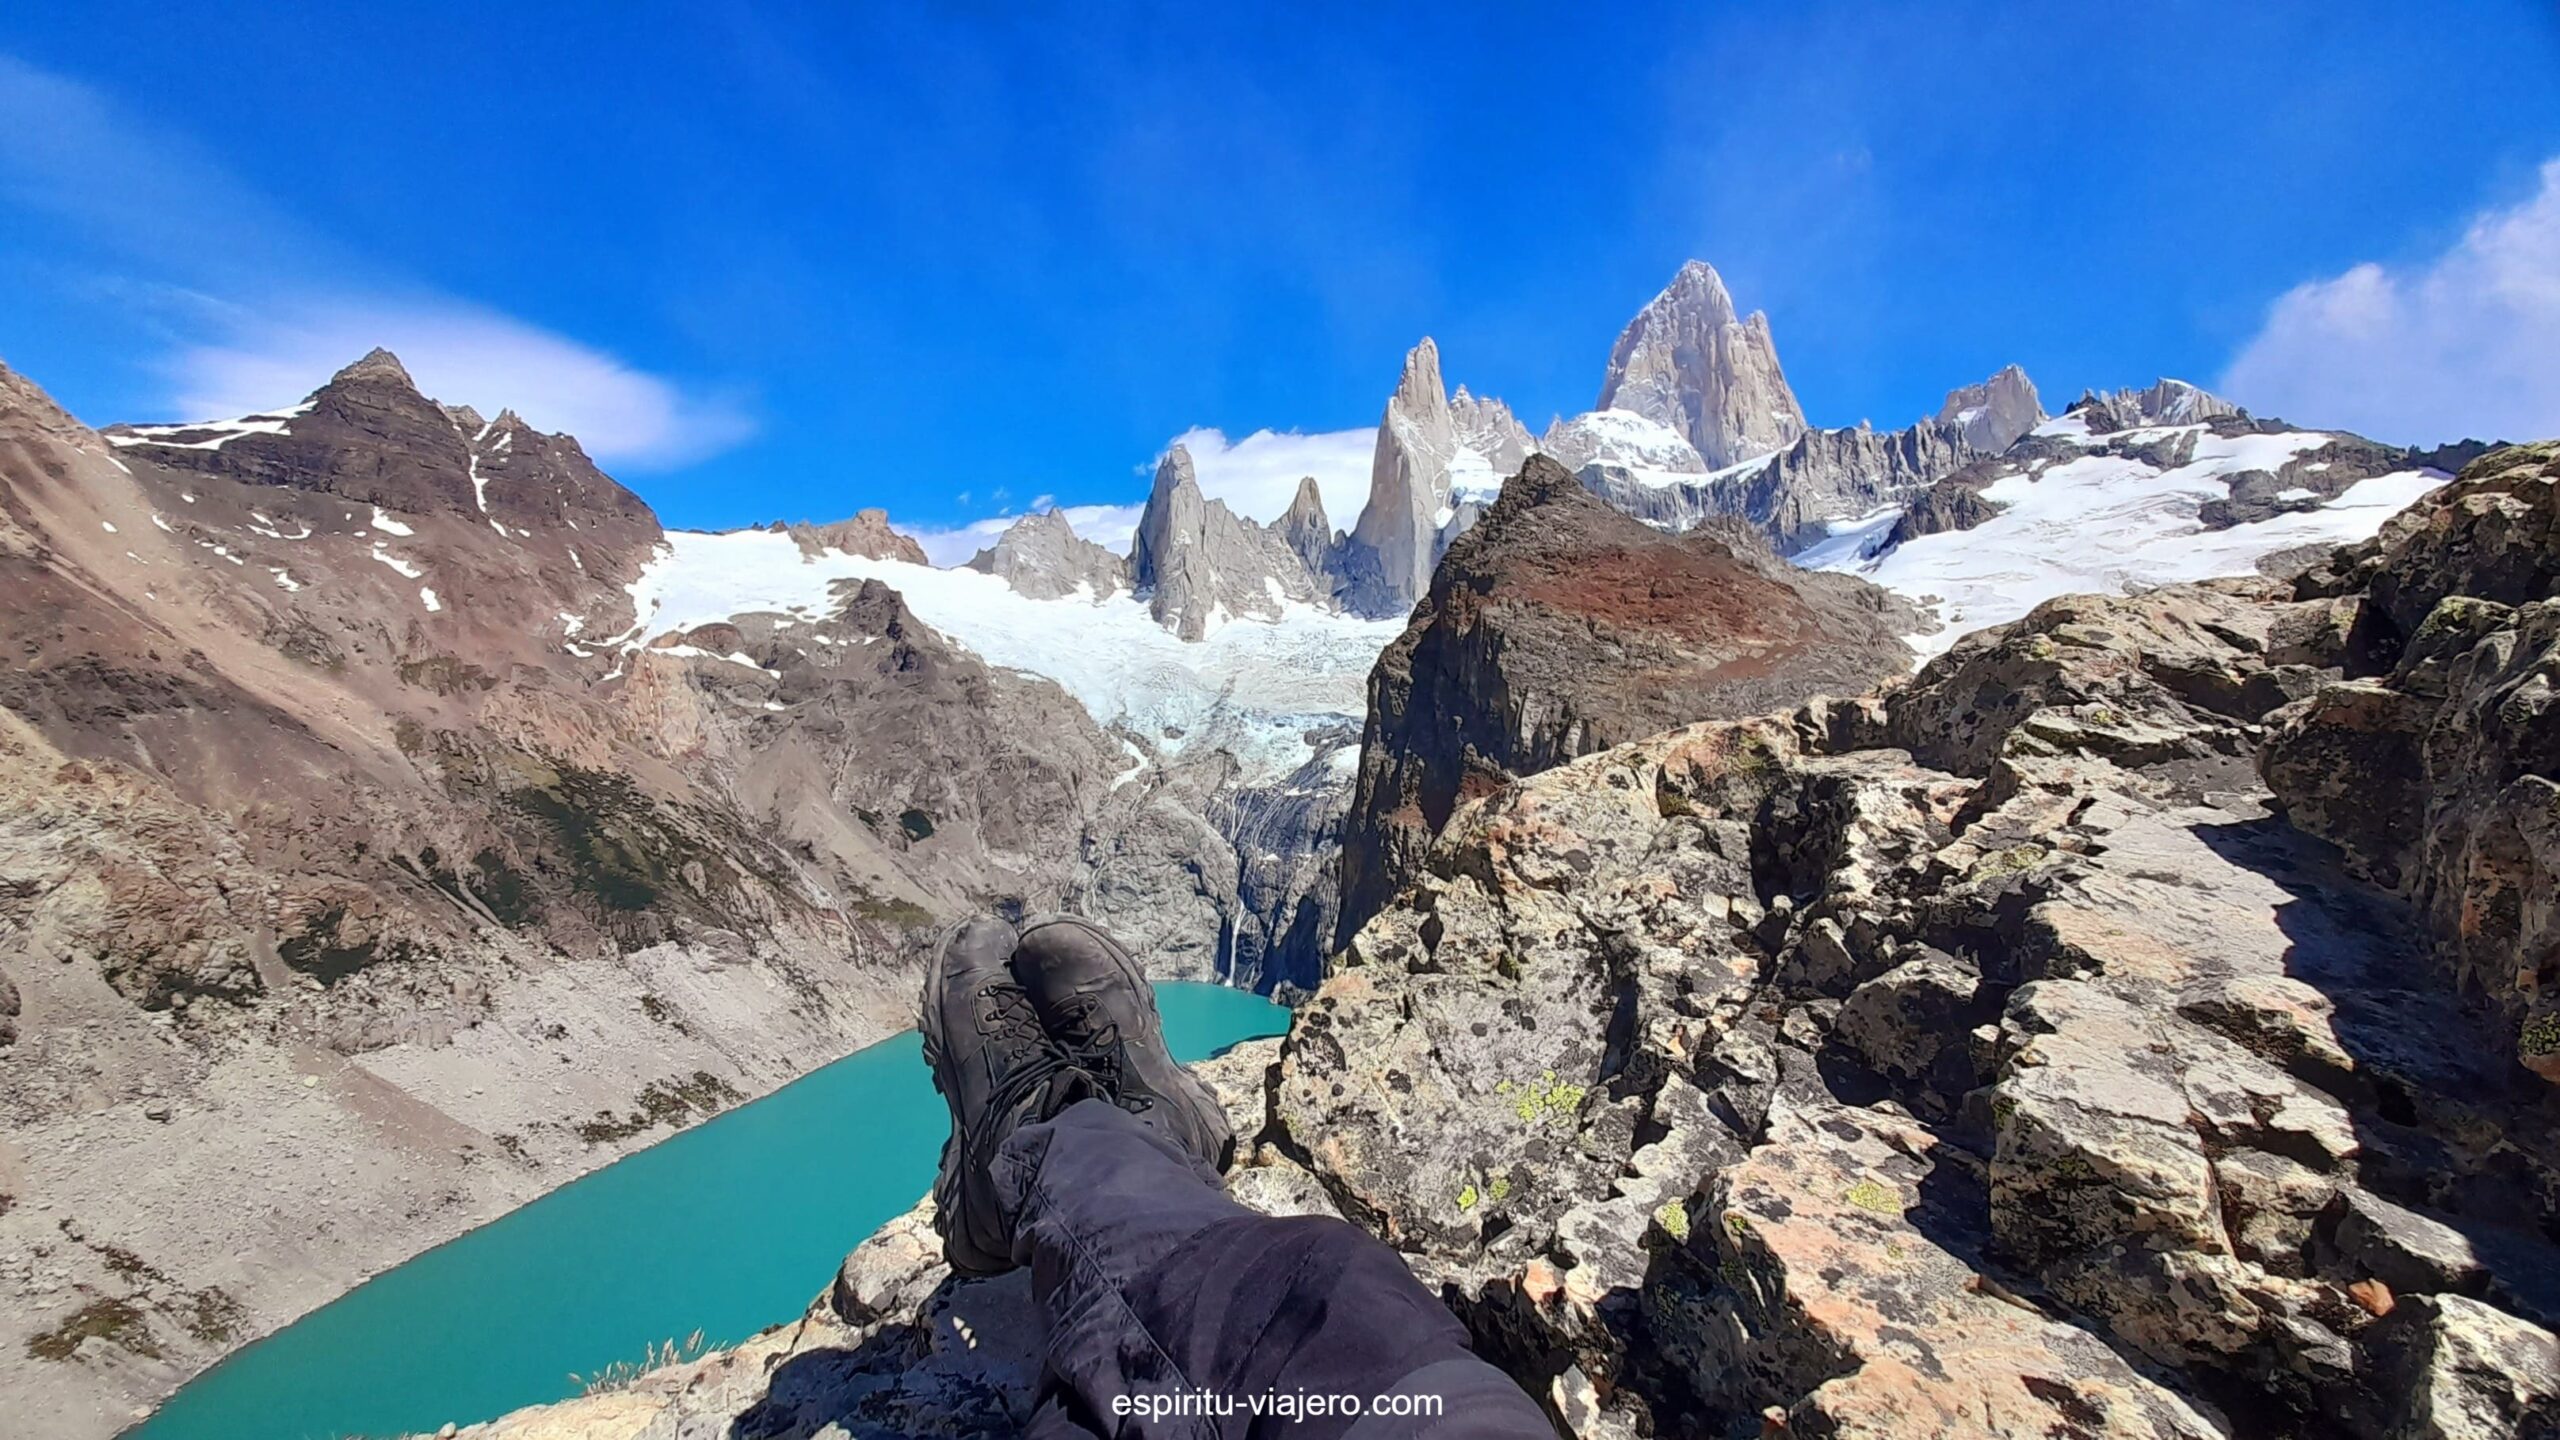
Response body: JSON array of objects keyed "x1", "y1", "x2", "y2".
[{"x1": 1595, "y1": 258, "x2": 1808, "y2": 468}]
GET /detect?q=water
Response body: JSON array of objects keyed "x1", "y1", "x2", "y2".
[{"x1": 130, "y1": 982, "x2": 1289, "y2": 1440}]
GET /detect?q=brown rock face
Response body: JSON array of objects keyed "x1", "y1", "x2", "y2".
[
  {"x1": 788, "y1": 508, "x2": 930, "y2": 565},
  {"x1": 1334, "y1": 453, "x2": 1919, "y2": 945}
]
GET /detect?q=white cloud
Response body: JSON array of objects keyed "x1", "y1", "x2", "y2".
[
  {"x1": 1156, "y1": 425, "x2": 1377, "y2": 524},
  {"x1": 0, "y1": 54, "x2": 754, "y2": 471},
  {"x1": 2223, "y1": 158, "x2": 2560, "y2": 446},
  {"x1": 166, "y1": 301, "x2": 756, "y2": 469}
]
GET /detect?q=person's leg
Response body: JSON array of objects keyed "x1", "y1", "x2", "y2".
[
  {"x1": 921, "y1": 912, "x2": 1553, "y2": 1439},
  {"x1": 991, "y1": 1098, "x2": 1555, "y2": 1440}
]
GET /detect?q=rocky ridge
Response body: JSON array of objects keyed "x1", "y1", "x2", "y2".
[
  {"x1": 1880, "y1": 390, "x2": 2480, "y2": 556},
  {"x1": 461, "y1": 444, "x2": 2560, "y2": 1440},
  {"x1": 1578, "y1": 363, "x2": 2047, "y2": 550},
  {"x1": 962, "y1": 263, "x2": 2039, "y2": 621},
  {"x1": 1334, "y1": 453, "x2": 1923, "y2": 948}
]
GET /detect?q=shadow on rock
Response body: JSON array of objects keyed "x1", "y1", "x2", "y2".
[
  {"x1": 732, "y1": 1272, "x2": 1042, "y2": 1440},
  {"x1": 2193, "y1": 815, "x2": 2560, "y2": 1330}
]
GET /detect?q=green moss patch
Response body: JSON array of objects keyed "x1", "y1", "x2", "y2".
[{"x1": 27, "y1": 1298, "x2": 156, "y2": 1361}]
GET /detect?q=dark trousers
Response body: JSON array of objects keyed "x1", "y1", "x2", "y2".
[{"x1": 991, "y1": 1099, "x2": 1557, "y2": 1440}]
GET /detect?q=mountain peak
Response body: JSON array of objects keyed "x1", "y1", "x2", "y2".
[
  {"x1": 1596, "y1": 262, "x2": 1804, "y2": 468},
  {"x1": 2068, "y1": 377, "x2": 2246, "y2": 432},
  {"x1": 1153, "y1": 442, "x2": 1200, "y2": 497},
  {"x1": 1672, "y1": 257, "x2": 1732, "y2": 298},
  {"x1": 1934, "y1": 365, "x2": 2045, "y2": 453},
  {"x1": 968, "y1": 508, "x2": 1128, "y2": 601},
  {"x1": 1393, "y1": 338, "x2": 1445, "y2": 416},
  {"x1": 329, "y1": 347, "x2": 416, "y2": 391}
]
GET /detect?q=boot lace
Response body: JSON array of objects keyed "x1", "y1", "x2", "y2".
[
  {"x1": 975, "y1": 986, "x2": 1083, "y2": 1135},
  {"x1": 1053, "y1": 997, "x2": 1152, "y2": 1115}
]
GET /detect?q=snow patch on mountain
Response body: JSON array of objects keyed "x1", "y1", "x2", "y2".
[
  {"x1": 1810, "y1": 426, "x2": 2446, "y2": 653},
  {"x1": 623, "y1": 529, "x2": 1403, "y2": 780},
  {"x1": 104, "y1": 400, "x2": 315, "y2": 452}
]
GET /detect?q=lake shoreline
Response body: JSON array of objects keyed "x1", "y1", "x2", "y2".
[
  {"x1": 105, "y1": 983, "x2": 1288, "y2": 1440},
  {"x1": 6, "y1": 941, "x2": 927, "y2": 1440}
]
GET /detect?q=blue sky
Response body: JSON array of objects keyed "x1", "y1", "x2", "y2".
[{"x1": 4, "y1": 2, "x2": 2558, "y2": 559}]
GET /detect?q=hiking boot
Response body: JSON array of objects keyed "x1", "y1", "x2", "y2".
[
  {"x1": 922, "y1": 915, "x2": 1097, "y2": 1276},
  {"x1": 1011, "y1": 913, "x2": 1235, "y2": 1173}
]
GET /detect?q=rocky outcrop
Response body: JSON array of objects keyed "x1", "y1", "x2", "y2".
[
  {"x1": 1334, "y1": 453, "x2": 1921, "y2": 946},
  {"x1": 1128, "y1": 445, "x2": 1326, "y2": 639},
  {"x1": 962, "y1": 508, "x2": 1127, "y2": 600},
  {"x1": 1287, "y1": 528, "x2": 2560, "y2": 1437},
  {"x1": 1935, "y1": 363, "x2": 2045, "y2": 454},
  {"x1": 786, "y1": 508, "x2": 929, "y2": 565},
  {"x1": 1881, "y1": 458, "x2": 2015, "y2": 548},
  {"x1": 2265, "y1": 441, "x2": 2560, "y2": 1084},
  {"x1": 1595, "y1": 260, "x2": 1807, "y2": 469}
]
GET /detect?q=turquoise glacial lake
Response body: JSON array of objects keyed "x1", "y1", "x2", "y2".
[{"x1": 128, "y1": 982, "x2": 1289, "y2": 1440}]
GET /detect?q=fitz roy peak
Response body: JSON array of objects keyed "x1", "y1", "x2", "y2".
[{"x1": 1595, "y1": 258, "x2": 1808, "y2": 468}]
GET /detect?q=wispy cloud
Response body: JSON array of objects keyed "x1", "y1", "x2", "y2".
[
  {"x1": 2223, "y1": 158, "x2": 2560, "y2": 446},
  {"x1": 0, "y1": 53, "x2": 754, "y2": 470},
  {"x1": 164, "y1": 303, "x2": 756, "y2": 468},
  {"x1": 1154, "y1": 425, "x2": 1376, "y2": 524}
]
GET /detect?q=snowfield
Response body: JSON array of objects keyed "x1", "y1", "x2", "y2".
[
  {"x1": 1805, "y1": 425, "x2": 2446, "y2": 655},
  {"x1": 622, "y1": 529, "x2": 1405, "y2": 781}
]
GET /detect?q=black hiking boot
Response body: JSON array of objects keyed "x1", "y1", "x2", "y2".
[
  {"x1": 1011, "y1": 913, "x2": 1235, "y2": 1174},
  {"x1": 922, "y1": 916, "x2": 1097, "y2": 1276}
]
